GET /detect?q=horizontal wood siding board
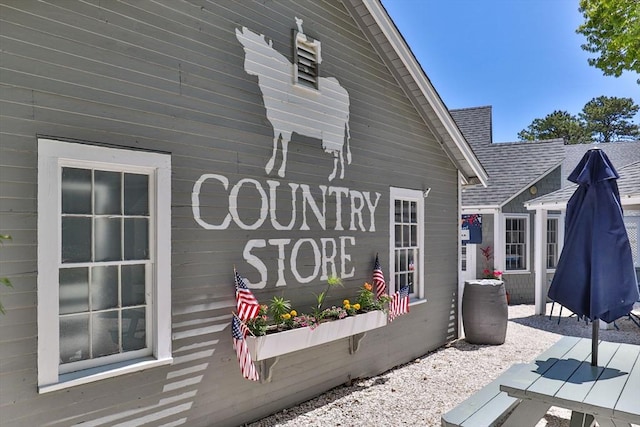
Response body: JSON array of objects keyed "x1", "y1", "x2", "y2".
[{"x1": 0, "y1": 0, "x2": 461, "y2": 425}]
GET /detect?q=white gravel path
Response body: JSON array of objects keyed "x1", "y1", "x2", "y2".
[{"x1": 246, "y1": 303, "x2": 640, "y2": 427}]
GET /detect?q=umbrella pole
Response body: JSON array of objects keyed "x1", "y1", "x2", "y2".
[{"x1": 592, "y1": 319, "x2": 599, "y2": 366}]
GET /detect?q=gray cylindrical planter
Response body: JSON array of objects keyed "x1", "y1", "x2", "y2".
[{"x1": 462, "y1": 279, "x2": 508, "y2": 345}]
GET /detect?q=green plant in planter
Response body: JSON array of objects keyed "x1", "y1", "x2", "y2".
[
  {"x1": 312, "y1": 275, "x2": 343, "y2": 322},
  {"x1": 246, "y1": 304, "x2": 269, "y2": 336},
  {"x1": 268, "y1": 295, "x2": 291, "y2": 325},
  {"x1": 244, "y1": 276, "x2": 389, "y2": 336}
]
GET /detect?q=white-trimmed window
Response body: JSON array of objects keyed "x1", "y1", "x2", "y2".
[
  {"x1": 546, "y1": 216, "x2": 560, "y2": 270},
  {"x1": 37, "y1": 138, "x2": 172, "y2": 393},
  {"x1": 504, "y1": 215, "x2": 529, "y2": 271},
  {"x1": 389, "y1": 187, "x2": 424, "y2": 299}
]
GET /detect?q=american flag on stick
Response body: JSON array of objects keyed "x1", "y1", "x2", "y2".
[
  {"x1": 388, "y1": 285, "x2": 410, "y2": 322},
  {"x1": 373, "y1": 254, "x2": 387, "y2": 300},
  {"x1": 231, "y1": 315, "x2": 259, "y2": 381},
  {"x1": 235, "y1": 269, "x2": 260, "y2": 321}
]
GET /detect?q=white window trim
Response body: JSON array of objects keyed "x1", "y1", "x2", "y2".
[
  {"x1": 37, "y1": 138, "x2": 172, "y2": 393},
  {"x1": 389, "y1": 187, "x2": 425, "y2": 301},
  {"x1": 546, "y1": 215, "x2": 561, "y2": 273},
  {"x1": 504, "y1": 213, "x2": 530, "y2": 273}
]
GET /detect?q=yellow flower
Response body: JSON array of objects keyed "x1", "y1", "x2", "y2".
[
  {"x1": 343, "y1": 299, "x2": 350, "y2": 306},
  {"x1": 290, "y1": 310, "x2": 297, "y2": 316},
  {"x1": 282, "y1": 313, "x2": 291, "y2": 320},
  {"x1": 353, "y1": 303, "x2": 361, "y2": 310},
  {"x1": 363, "y1": 282, "x2": 372, "y2": 291},
  {"x1": 345, "y1": 303, "x2": 351, "y2": 310}
]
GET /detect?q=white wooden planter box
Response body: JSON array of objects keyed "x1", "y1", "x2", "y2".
[{"x1": 246, "y1": 310, "x2": 387, "y2": 361}]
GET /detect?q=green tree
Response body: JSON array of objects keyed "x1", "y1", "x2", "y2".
[
  {"x1": 517, "y1": 110, "x2": 589, "y2": 144},
  {"x1": 580, "y1": 96, "x2": 640, "y2": 142},
  {"x1": 576, "y1": 0, "x2": 640, "y2": 83}
]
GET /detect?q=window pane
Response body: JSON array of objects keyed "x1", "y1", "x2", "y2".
[
  {"x1": 394, "y1": 200, "x2": 401, "y2": 222},
  {"x1": 62, "y1": 168, "x2": 92, "y2": 214},
  {"x1": 62, "y1": 217, "x2": 92, "y2": 263},
  {"x1": 59, "y1": 267, "x2": 89, "y2": 315},
  {"x1": 95, "y1": 217, "x2": 121, "y2": 261},
  {"x1": 124, "y1": 173, "x2": 149, "y2": 215},
  {"x1": 399, "y1": 249, "x2": 407, "y2": 271},
  {"x1": 410, "y1": 225, "x2": 417, "y2": 246},
  {"x1": 92, "y1": 311, "x2": 120, "y2": 358},
  {"x1": 91, "y1": 266, "x2": 119, "y2": 310},
  {"x1": 94, "y1": 170, "x2": 121, "y2": 215},
  {"x1": 124, "y1": 218, "x2": 149, "y2": 260},
  {"x1": 122, "y1": 308, "x2": 146, "y2": 351},
  {"x1": 122, "y1": 264, "x2": 146, "y2": 306},
  {"x1": 402, "y1": 224, "x2": 409, "y2": 247},
  {"x1": 409, "y1": 201, "x2": 417, "y2": 223},
  {"x1": 395, "y1": 225, "x2": 402, "y2": 247},
  {"x1": 60, "y1": 315, "x2": 90, "y2": 363}
]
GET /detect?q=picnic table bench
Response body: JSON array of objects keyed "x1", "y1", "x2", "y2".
[
  {"x1": 441, "y1": 336, "x2": 586, "y2": 427},
  {"x1": 441, "y1": 363, "x2": 524, "y2": 427}
]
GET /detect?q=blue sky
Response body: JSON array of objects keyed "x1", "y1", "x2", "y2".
[{"x1": 381, "y1": 0, "x2": 638, "y2": 142}]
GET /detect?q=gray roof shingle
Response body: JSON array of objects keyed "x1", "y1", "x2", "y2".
[
  {"x1": 452, "y1": 106, "x2": 565, "y2": 207},
  {"x1": 526, "y1": 160, "x2": 640, "y2": 208},
  {"x1": 562, "y1": 141, "x2": 640, "y2": 186}
]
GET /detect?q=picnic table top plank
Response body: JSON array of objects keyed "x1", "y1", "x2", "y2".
[
  {"x1": 611, "y1": 344, "x2": 640, "y2": 422},
  {"x1": 523, "y1": 337, "x2": 593, "y2": 397},
  {"x1": 553, "y1": 340, "x2": 619, "y2": 405},
  {"x1": 501, "y1": 337, "x2": 640, "y2": 426},
  {"x1": 499, "y1": 336, "x2": 581, "y2": 395}
]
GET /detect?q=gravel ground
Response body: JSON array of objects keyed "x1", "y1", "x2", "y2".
[{"x1": 247, "y1": 303, "x2": 640, "y2": 427}]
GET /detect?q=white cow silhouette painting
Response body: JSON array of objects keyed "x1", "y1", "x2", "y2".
[{"x1": 236, "y1": 25, "x2": 351, "y2": 181}]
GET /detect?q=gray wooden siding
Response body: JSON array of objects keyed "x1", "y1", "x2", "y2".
[{"x1": 0, "y1": 1, "x2": 460, "y2": 426}]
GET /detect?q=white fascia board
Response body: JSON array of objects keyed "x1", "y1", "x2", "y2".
[
  {"x1": 461, "y1": 206, "x2": 501, "y2": 214},
  {"x1": 524, "y1": 200, "x2": 568, "y2": 211},
  {"x1": 362, "y1": 0, "x2": 488, "y2": 188}
]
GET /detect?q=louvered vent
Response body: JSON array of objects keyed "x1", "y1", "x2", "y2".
[{"x1": 294, "y1": 30, "x2": 320, "y2": 89}]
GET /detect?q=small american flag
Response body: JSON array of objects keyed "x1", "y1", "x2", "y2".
[
  {"x1": 235, "y1": 270, "x2": 260, "y2": 321},
  {"x1": 373, "y1": 254, "x2": 387, "y2": 300},
  {"x1": 232, "y1": 316, "x2": 259, "y2": 381},
  {"x1": 388, "y1": 285, "x2": 410, "y2": 322}
]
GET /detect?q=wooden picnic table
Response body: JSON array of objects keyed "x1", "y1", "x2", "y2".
[{"x1": 499, "y1": 336, "x2": 640, "y2": 427}]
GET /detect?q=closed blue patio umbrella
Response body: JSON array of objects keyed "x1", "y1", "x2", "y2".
[{"x1": 548, "y1": 148, "x2": 639, "y2": 366}]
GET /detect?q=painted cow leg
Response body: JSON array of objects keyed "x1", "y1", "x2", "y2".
[
  {"x1": 277, "y1": 134, "x2": 290, "y2": 178},
  {"x1": 328, "y1": 155, "x2": 338, "y2": 181},
  {"x1": 265, "y1": 133, "x2": 280, "y2": 175}
]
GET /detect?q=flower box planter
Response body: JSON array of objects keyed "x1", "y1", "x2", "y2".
[{"x1": 246, "y1": 310, "x2": 387, "y2": 361}]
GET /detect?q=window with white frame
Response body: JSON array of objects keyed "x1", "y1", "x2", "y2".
[
  {"x1": 37, "y1": 138, "x2": 172, "y2": 392},
  {"x1": 390, "y1": 188, "x2": 424, "y2": 299},
  {"x1": 547, "y1": 217, "x2": 559, "y2": 270},
  {"x1": 504, "y1": 215, "x2": 529, "y2": 271}
]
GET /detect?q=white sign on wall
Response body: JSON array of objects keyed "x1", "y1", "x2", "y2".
[{"x1": 193, "y1": 21, "x2": 378, "y2": 289}]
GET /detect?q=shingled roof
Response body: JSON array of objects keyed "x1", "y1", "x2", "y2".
[
  {"x1": 525, "y1": 160, "x2": 640, "y2": 209},
  {"x1": 451, "y1": 106, "x2": 565, "y2": 208},
  {"x1": 562, "y1": 141, "x2": 640, "y2": 186}
]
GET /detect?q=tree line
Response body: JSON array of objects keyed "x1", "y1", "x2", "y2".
[{"x1": 518, "y1": 96, "x2": 639, "y2": 144}]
